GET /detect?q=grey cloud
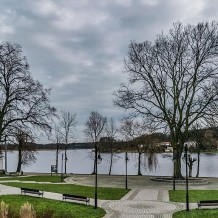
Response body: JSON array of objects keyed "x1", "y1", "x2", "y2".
[{"x1": 0, "y1": 0, "x2": 217, "y2": 141}]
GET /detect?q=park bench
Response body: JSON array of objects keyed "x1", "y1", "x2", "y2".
[
  {"x1": 198, "y1": 200, "x2": 218, "y2": 209},
  {"x1": 21, "y1": 187, "x2": 44, "y2": 197},
  {"x1": 62, "y1": 193, "x2": 90, "y2": 205}
]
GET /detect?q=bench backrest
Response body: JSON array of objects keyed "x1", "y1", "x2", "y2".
[
  {"x1": 199, "y1": 200, "x2": 218, "y2": 204},
  {"x1": 63, "y1": 194, "x2": 87, "y2": 200},
  {"x1": 21, "y1": 188, "x2": 42, "y2": 194}
]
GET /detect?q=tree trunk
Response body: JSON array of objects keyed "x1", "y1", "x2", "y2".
[
  {"x1": 138, "y1": 152, "x2": 142, "y2": 176},
  {"x1": 16, "y1": 149, "x2": 22, "y2": 173},
  {"x1": 196, "y1": 150, "x2": 200, "y2": 177},
  {"x1": 189, "y1": 164, "x2": 192, "y2": 177},
  {"x1": 108, "y1": 152, "x2": 113, "y2": 175},
  {"x1": 174, "y1": 159, "x2": 183, "y2": 178},
  {"x1": 56, "y1": 144, "x2": 59, "y2": 173},
  {"x1": 64, "y1": 148, "x2": 67, "y2": 174},
  {"x1": 174, "y1": 152, "x2": 183, "y2": 179},
  {"x1": 173, "y1": 140, "x2": 184, "y2": 179}
]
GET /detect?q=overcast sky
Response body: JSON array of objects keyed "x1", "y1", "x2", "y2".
[{"x1": 0, "y1": 0, "x2": 217, "y2": 142}]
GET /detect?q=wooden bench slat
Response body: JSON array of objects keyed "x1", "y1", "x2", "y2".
[
  {"x1": 62, "y1": 194, "x2": 90, "y2": 205},
  {"x1": 21, "y1": 188, "x2": 43, "y2": 197},
  {"x1": 198, "y1": 200, "x2": 218, "y2": 208}
]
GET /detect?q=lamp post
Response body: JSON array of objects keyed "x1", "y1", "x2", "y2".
[
  {"x1": 173, "y1": 156, "x2": 176, "y2": 190},
  {"x1": 94, "y1": 144, "x2": 102, "y2": 209},
  {"x1": 64, "y1": 150, "x2": 68, "y2": 175},
  {"x1": 61, "y1": 153, "x2": 64, "y2": 182},
  {"x1": 4, "y1": 140, "x2": 7, "y2": 173},
  {"x1": 125, "y1": 152, "x2": 129, "y2": 189},
  {"x1": 185, "y1": 144, "x2": 189, "y2": 211}
]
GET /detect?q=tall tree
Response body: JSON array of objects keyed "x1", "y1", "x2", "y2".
[
  {"x1": 84, "y1": 111, "x2": 107, "y2": 174},
  {"x1": 14, "y1": 130, "x2": 36, "y2": 173},
  {"x1": 188, "y1": 122, "x2": 206, "y2": 177},
  {"x1": 114, "y1": 22, "x2": 218, "y2": 178},
  {"x1": 0, "y1": 42, "x2": 56, "y2": 144},
  {"x1": 105, "y1": 117, "x2": 118, "y2": 175},
  {"x1": 53, "y1": 124, "x2": 62, "y2": 173},
  {"x1": 120, "y1": 117, "x2": 157, "y2": 175},
  {"x1": 60, "y1": 111, "x2": 77, "y2": 174}
]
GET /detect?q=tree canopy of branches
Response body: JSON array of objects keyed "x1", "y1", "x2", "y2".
[
  {"x1": 84, "y1": 111, "x2": 107, "y2": 173},
  {"x1": 114, "y1": 22, "x2": 218, "y2": 178},
  {"x1": 0, "y1": 42, "x2": 56, "y2": 144},
  {"x1": 15, "y1": 130, "x2": 36, "y2": 173},
  {"x1": 104, "y1": 117, "x2": 118, "y2": 175},
  {"x1": 120, "y1": 117, "x2": 158, "y2": 175},
  {"x1": 60, "y1": 111, "x2": 77, "y2": 174},
  {"x1": 84, "y1": 111, "x2": 107, "y2": 144}
]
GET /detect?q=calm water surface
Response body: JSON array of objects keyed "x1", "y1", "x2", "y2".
[{"x1": 5, "y1": 149, "x2": 218, "y2": 177}]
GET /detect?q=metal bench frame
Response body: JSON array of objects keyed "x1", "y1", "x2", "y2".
[
  {"x1": 21, "y1": 187, "x2": 44, "y2": 197},
  {"x1": 62, "y1": 193, "x2": 90, "y2": 205},
  {"x1": 198, "y1": 200, "x2": 218, "y2": 209}
]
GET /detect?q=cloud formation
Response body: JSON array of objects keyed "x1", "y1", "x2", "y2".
[{"x1": 0, "y1": 0, "x2": 217, "y2": 142}]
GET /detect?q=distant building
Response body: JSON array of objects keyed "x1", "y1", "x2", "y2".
[{"x1": 158, "y1": 141, "x2": 173, "y2": 152}]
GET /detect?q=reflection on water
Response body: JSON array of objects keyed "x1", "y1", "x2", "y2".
[{"x1": 5, "y1": 150, "x2": 218, "y2": 177}]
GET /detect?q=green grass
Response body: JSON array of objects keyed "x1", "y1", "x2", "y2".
[
  {"x1": 173, "y1": 209, "x2": 218, "y2": 218},
  {"x1": 2, "y1": 182, "x2": 129, "y2": 200},
  {"x1": 0, "y1": 175, "x2": 64, "y2": 183},
  {"x1": 169, "y1": 190, "x2": 218, "y2": 203},
  {"x1": 170, "y1": 190, "x2": 218, "y2": 217},
  {"x1": 0, "y1": 195, "x2": 105, "y2": 218}
]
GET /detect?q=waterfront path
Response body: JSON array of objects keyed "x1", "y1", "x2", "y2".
[
  {"x1": 66, "y1": 175, "x2": 211, "y2": 218},
  {"x1": 1, "y1": 174, "x2": 218, "y2": 217}
]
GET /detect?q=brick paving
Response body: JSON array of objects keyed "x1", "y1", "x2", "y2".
[
  {"x1": 100, "y1": 189, "x2": 184, "y2": 218},
  {"x1": 1, "y1": 175, "x2": 217, "y2": 217},
  {"x1": 66, "y1": 175, "x2": 212, "y2": 217}
]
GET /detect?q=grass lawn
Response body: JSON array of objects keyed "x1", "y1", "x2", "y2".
[
  {"x1": 173, "y1": 209, "x2": 218, "y2": 218},
  {"x1": 0, "y1": 195, "x2": 105, "y2": 218},
  {"x1": 169, "y1": 190, "x2": 218, "y2": 203},
  {"x1": 1, "y1": 182, "x2": 129, "y2": 200},
  {"x1": 170, "y1": 190, "x2": 218, "y2": 217},
  {"x1": 0, "y1": 175, "x2": 64, "y2": 183}
]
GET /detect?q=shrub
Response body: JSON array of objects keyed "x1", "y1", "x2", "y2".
[{"x1": 20, "y1": 203, "x2": 36, "y2": 218}]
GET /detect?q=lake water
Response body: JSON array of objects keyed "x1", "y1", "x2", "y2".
[{"x1": 4, "y1": 149, "x2": 218, "y2": 177}]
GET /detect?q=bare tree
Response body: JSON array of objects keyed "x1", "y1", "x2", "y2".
[
  {"x1": 120, "y1": 117, "x2": 157, "y2": 175},
  {"x1": 105, "y1": 117, "x2": 118, "y2": 175},
  {"x1": 53, "y1": 124, "x2": 62, "y2": 173},
  {"x1": 14, "y1": 130, "x2": 37, "y2": 173},
  {"x1": 114, "y1": 22, "x2": 218, "y2": 178},
  {"x1": 84, "y1": 111, "x2": 107, "y2": 174},
  {"x1": 0, "y1": 42, "x2": 56, "y2": 145},
  {"x1": 182, "y1": 153, "x2": 197, "y2": 177},
  {"x1": 188, "y1": 122, "x2": 206, "y2": 177},
  {"x1": 60, "y1": 111, "x2": 77, "y2": 174}
]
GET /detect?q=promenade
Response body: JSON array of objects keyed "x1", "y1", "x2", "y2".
[
  {"x1": 65, "y1": 175, "x2": 218, "y2": 218},
  {"x1": 1, "y1": 175, "x2": 218, "y2": 217}
]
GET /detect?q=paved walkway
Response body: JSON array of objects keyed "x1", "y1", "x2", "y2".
[
  {"x1": 1, "y1": 174, "x2": 217, "y2": 217},
  {"x1": 101, "y1": 189, "x2": 184, "y2": 218},
  {"x1": 65, "y1": 175, "x2": 206, "y2": 217}
]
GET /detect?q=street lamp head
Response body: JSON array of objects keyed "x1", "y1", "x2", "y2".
[
  {"x1": 125, "y1": 154, "x2": 129, "y2": 162},
  {"x1": 97, "y1": 154, "x2": 102, "y2": 164}
]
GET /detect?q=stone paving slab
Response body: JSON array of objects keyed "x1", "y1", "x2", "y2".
[
  {"x1": 133, "y1": 189, "x2": 159, "y2": 201},
  {"x1": 102, "y1": 200, "x2": 184, "y2": 218},
  {"x1": 0, "y1": 175, "x2": 203, "y2": 218}
]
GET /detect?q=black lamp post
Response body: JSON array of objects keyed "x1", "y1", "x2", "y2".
[
  {"x1": 94, "y1": 144, "x2": 102, "y2": 209},
  {"x1": 185, "y1": 144, "x2": 189, "y2": 211},
  {"x1": 125, "y1": 152, "x2": 129, "y2": 189},
  {"x1": 173, "y1": 156, "x2": 176, "y2": 190},
  {"x1": 64, "y1": 151, "x2": 68, "y2": 175},
  {"x1": 61, "y1": 153, "x2": 64, "y2": 182}
]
